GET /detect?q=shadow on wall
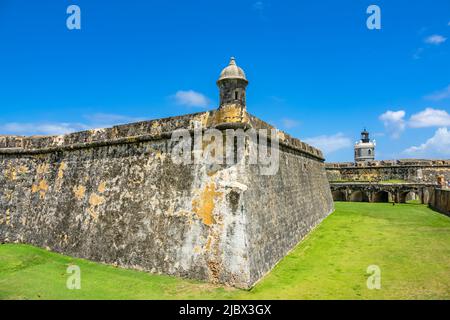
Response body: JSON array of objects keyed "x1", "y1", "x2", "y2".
[
  {"x1": 373, "y1": 191, "x2": 389, "y2": 203},
  {"x1": 332, "y1": 190, "x2": 346, "y2": 201},
  {"x1": 430, "y1": 188, "x2": 450, "y2": 216},
  {"x1": 349, "y1": 191, "x2": 369, "y2": 202}
]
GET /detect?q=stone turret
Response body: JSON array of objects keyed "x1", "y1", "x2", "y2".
[{"x1": 216, "y1": 57, "x2": 248, "y2": 124}]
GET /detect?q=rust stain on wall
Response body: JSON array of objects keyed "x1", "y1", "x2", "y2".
[
  {"x1": 57, "y1": 162, "x2": 67, "y2": 180},
  {"x1": 87, "y1": 207, "x2": 98, "y2": 220},
  {"x1": 4, "y1": 164, "x2": 16, "y2": 181},
  {"x1": 73, "y1": 185, "x2": 86, "y2": 201},
  {"x1": 31, "y1": 179, "x2": 49, "y2": 199},
  {"x1": 207, "y1": 260, "x2": 221, "y2": 283},
  {"x1": 192, "y1": 183, "x2": 221, "y2": 226},
  {"x1": 18, "y1": 165, "x2": 29, "y2": 175},
  {"x1": 193, "y1": 246, "x2": 201, "y2": 254},
  {"x1": 5, "y1": 209, "x2": 10, "y2": 225},
  {"x1": 2, "y1": 190, "x2": 13, "y2": 202},
  {"x1": 98, "y1": 181, "x2": 106, "y2": 193},
  {"x1": 36, "y1": 163, "x2": 50, "y2": 175},
  {"x1": 204, "y1": 236, "x2": 212, "y2": 251},
  {"x1": 212, "y1": 104, "x2": 248, "y2": 125},
  {"x1": 87, "y1": 193, "x2": 105, "y2": 221},
  {"x1": 89, "y1": 193, "x2": 105, "y2": 206}
]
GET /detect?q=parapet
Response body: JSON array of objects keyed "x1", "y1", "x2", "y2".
[
  {"x1": 326, "y1": 159, "x2": 450, "y2": 169},
  {"x1": 0, "y1": 110, "x2": 324, "y2": 161}
]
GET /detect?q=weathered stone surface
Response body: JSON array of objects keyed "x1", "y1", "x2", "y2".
[
  {"x1": 326, "y1": 159, "x2": 450, "y2": 209},
  {"x1": 326, "y1": 160, "x2": 450, "y2": 183},
  {"x1": 245, "y1": 148, "x2": 333, "y2": 285},
  {"x1": 0, "y1": 110, "x2": 333, "y2": 288},
  {"x1": 330, "y1": 182, "x2": 436, "y2": 204},
  {"x1": 431, "y1": 189, "x2": 450, "y2": 216}
]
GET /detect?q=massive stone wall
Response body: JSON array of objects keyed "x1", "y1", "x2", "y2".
[
  {"x1": 431, "y1": 189, "x2": 450, "y2": 216},
  {"x1": 245, "y1": 149, "x2": 333, "y2": 285},
  {"x1": 0, "y1": 110, "x2": 333, "y2": 288},
  {"x1": 326, "y1": 160, "x2": 450, "y2": 183}
]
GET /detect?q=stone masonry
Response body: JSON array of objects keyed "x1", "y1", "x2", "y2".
[
  {"x1": 326, "y1": 160, "x2": 450, "y2": 183},
  {"x1": 0, "y1": 58, "x2": 334, "y2": 288}
]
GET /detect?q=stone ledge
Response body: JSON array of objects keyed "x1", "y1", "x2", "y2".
[
  {"x1": 330, "y1": 182, "x2": 437, "y2": 187},
  {"x1": 0, "y1": 110, "x2": 325, "y2": 161},
  {"x1": 326, "y1": 159, "x2": 450, "y2": 169}
]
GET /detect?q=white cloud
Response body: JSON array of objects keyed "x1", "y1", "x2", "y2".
[
  {"x1": 0, "y1": 122, "x2": 89, "y2": 136},
  {"x1": 409, "y1": 108, "x2": 450, "y2": 128},
  {"x1": 303, "y1": 133, "x2": 352, "y2": 155},
  {"x1": 424, "y1": 84, "x2": 450, "y2": 101},
  {"x1": 372, "y1": 132, "x2": 385, "y2": 137},
  {"x1": 253, "y1": 1, "x2": 264, "y2": 11},
  {"x1": 252, "y1": 1, "x2": 268, "y2": 19},
  {"x1": 173, "y1": 90, "x2": 210, "y2": 108},
  {"x1": 379, "y1": 110, "x2": 406, "y2": 138},
  {"x1": 0, "y1": 113, "x2": 146, "y2": 136},
  {"x1": 424, "y1": 34, "x2": 447, "y2": 45},
  {"x1": 84, "y1": 113, "x2": 143, "y2": 124},
  {"x1": 281, "y1": 118, "x2": 299, "y2": 129},
  {"x1": 404, "y1": 127, "x2": 450, "y2": 156}
]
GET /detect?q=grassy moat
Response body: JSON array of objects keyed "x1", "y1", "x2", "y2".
[{"x1": 1, "y1": 202, "x2": 449, "y2": 300}]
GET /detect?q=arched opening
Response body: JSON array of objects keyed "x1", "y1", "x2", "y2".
[
  {"x1": 402, "y1": 191, "x2": 420, "y2": 204},
  {"x1": 332, "y1": 190, "x2": 346, "y2": 201},
  {"x1": 422, "y1": 189, "x2": 430, "y2": 204},
  {"x1": 373, "y1": 191, "x2": 389, "y2": 203},
  {"x1": 349, "y1": 191, "x2": 369, "y2": 202}
]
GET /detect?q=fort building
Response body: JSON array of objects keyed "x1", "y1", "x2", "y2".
[
  {"x1": 326, "y1": 159, "x2": 450, "y2": 206},
  {"x1": 326, "y1": 159, "x2": 450, "y2": 184},
  {"x1": 327, "y1": 129, "x2": 450, "y2": 213},
  {"x1": 0, "y1": 58, "x2": 334, "y2": 288}
]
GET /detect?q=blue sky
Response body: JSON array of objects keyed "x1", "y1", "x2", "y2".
[{"x1": 0, "y1": 0, "x2": 449, "y2": 162}]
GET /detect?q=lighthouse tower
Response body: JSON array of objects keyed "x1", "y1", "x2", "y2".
[{"x1": 354, "y1": 129, "x2": 376, "y2": 162}]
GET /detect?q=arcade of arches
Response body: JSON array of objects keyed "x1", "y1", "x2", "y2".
[{"x1": 330, "y1": 183, "x2": 434, "y2": 204}]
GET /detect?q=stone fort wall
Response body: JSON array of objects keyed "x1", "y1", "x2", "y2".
[
  {"x1": 431, "y1": 189, "x2": 450, "y2": 216},
  {"x1": 0, "y1": 110, "x2": 333, "y2": 288},
  {"x1": 326, "y1": 160, "x2": 450, "y2": 183}
]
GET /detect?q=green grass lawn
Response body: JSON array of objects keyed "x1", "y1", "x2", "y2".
[
  {"x1": 1, "y1": 202, "x2": 449, "y2": 300},
  {"x1": 380, "y1": 179, "x2": 408, "y2": 184},
  {"x1": 330, "y1": 179, "x2": 408, "y2": 184}
]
